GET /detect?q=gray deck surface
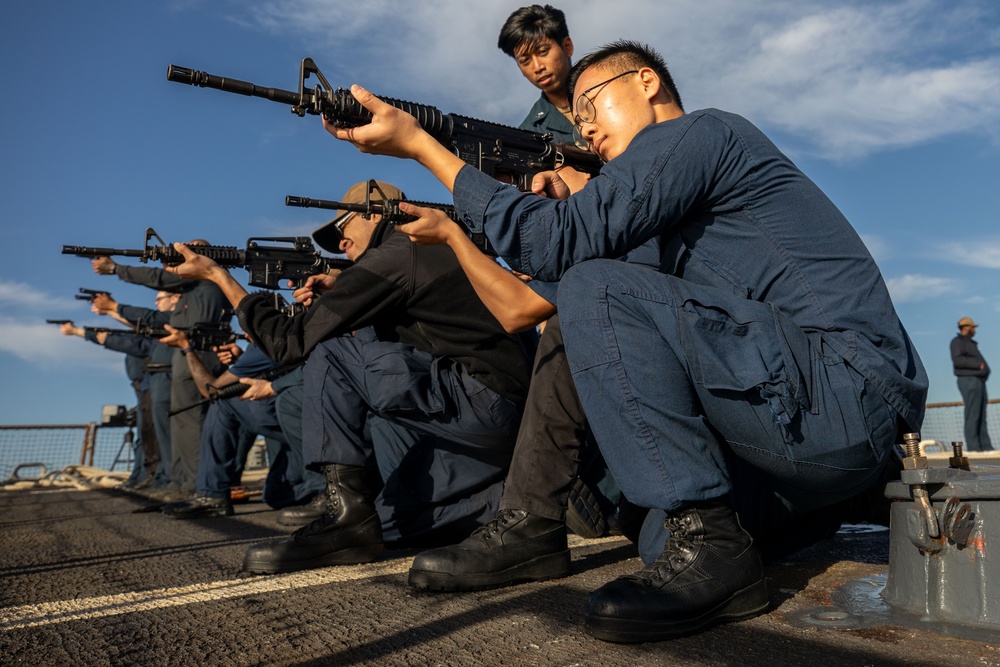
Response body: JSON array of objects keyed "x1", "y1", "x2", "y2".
[{"x1": 2, "y1": 484, "x2": 999, "y2": 667}]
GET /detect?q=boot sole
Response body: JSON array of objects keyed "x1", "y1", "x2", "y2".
[
  {"x1": 163, "y1": 509, "x2": 233, "y2": 519},
  {"x1": 276, "y1": 514, "x2": 322, "y2": 527},
  {"x1": 567, "y1": 477, "x2": 607, "y2": 539},
  {"x1": 407, "y1": 549, "x2": 571, "y2": 592},
  {"x1": 242, "y1": 544, "x2": 385, "y2": 574},
  {"x1": 584, "y1": 578, "x2": 769, "y2": 643}
]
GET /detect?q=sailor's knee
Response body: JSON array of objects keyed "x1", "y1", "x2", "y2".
[{"x1": 557, "y1": 259, "x2": 622, "y2": 318}]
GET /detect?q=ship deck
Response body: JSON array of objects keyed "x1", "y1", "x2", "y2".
[{"x1": 2, "y1": 471, "x2": 999, "y2": 666}]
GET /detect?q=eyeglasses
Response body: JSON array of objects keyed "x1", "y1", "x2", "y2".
[
  {"x1": 572, "y1": 70, "x2": 638, "y2": 147},
  {"x1": 333, "y1": 211, "x2": 358, "y2": 235}
]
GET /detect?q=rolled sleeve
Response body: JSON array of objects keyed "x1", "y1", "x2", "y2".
[{"x1": 453, "y1": 165, "x2": 506, "y2": 234}]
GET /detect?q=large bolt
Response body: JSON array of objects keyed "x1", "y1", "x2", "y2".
[
  {"x1": 902, "y1": 432, "x2": 921, "y2": 458},
  {"x1": 950, "y1": 441, "x2": 970, "y2": 471}
]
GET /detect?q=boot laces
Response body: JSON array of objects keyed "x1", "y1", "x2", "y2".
[
  {"x1": 474, "y1": 509, "x2": 520, "y2": 541},
  {"x1": 635, "y1": 513, "x2": 697, "y2": 585},
  {"x1": 322, "y1": 486, "x2": 340, "y2": 515}
]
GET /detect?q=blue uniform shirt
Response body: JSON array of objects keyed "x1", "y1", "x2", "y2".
[{"x1": 453, "y1": 108, "x2": 927, "y2": 428}]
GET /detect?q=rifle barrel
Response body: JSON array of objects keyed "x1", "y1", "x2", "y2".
[
  {"x1": 62, "y1": 242, "x2": 246, "y2": 267},
  {"x1": 167, "y1": 63, "x2": 447, "y2": 129},
  {"x1": 61, "y1": 245, "x2": 146, "y2": 259},
  {"x1": 285, "y1": 196, "x2": 363, "y2": 212},
  {"x1": 166, "y1": 65, "x2": 302, "y2": 107}
]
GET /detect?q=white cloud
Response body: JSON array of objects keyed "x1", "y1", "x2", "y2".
[
  {"x1": 885, "y1": 273, "x2": 961, "y2": 303},
  {"x1": 0, "y1": 280, "x2": 78, "y2": 312},
  {"x1": 0, "y1": 317, "x2": 123, "y2": 372},
  {"x1": 941, "y1": 241, "x2": 1000, "y2": 269},
  {"x1": 228, "y1": 0, "x2": 1000, "y2": 161},
  {"x1": 657, "y1": 0, "x2": 1000, "y2": 160}
]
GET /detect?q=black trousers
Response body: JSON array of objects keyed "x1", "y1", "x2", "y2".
[{"x1": 500, "y1": 315, "x2": 619, "y2": 521}]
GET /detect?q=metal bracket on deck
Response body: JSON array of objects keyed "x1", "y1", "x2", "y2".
[
  {"x1": 940, "y1": 496, "x2": 975, "y2": 547},
  {"x1": 884, "y1": 434, "x2": 1000, "y2": 629},
  {"x1": 905, "y1": 495, "x2": 974, "y2": 553},
  {"x1": 899, "y1": 435, "x2": 976, "y2": 553}
]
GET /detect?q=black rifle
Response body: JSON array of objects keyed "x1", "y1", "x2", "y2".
[
  {"x1": 166, "y1": 58, "x2": 602, "y2": 192},
  {"x1": 75, "y1": 288, "x2": 111, "y2": 302},
  {"x1": 149, "y1": 322, "x2": 239, "y2": 351},
  {"x1": 286, "y1": 180, "x2": 496, "y2": 257},
  {"x1": 47, "y1": 322, "x2": 237, "y2": 351},
  {"x1": 168, "y1": 364, "x2": 302, "y2": 416},
  {"x1": 62, "y1": 228, "x2": 351, "y2": 290}
]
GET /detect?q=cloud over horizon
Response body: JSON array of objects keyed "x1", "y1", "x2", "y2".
[
  {"x1": 885, "y1": 273, "x2": 962, "y2": 303},
  {"x1": 0, "y1": 279, "x2": 145, "y2": 374},
  {"x1": 0, "y1": 317, "x2": 123, "y2": 372},
  {"x1": 0, "y1": 280, "x2": 78, "y2": 312},
  {"x1": 941, "y1": 241, "x2": 1000, "y2": 270},
  {"x1": 232, "y1": 0, "x2": 1000, "y2": 162}
]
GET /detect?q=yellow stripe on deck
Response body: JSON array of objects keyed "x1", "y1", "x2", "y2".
[{"x1": 0, "y1": 556, "x2": 412, "y2": 630}]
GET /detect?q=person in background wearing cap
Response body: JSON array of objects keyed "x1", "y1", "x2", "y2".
[
  {"x1": 951, "y1": 316, "x2": 993, "y2": 451},
  {"x1": 164, "y1": 180, "x2": 533, "y2": 574}
]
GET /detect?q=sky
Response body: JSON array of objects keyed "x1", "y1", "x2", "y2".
[{"x1": 1, "y1": 0, "x2": 999, "y2": 426}]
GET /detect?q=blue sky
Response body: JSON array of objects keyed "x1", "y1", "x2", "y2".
[{"x1": 1, "y1": 0, "x2": 999, "y2": 426}]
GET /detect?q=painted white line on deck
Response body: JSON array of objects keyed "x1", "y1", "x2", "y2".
[{"x1": 0, "y1": 557, "x2": 412, "y2": 631}]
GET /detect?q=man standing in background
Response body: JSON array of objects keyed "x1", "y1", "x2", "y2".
[{"x1": 951, "y1": 316, "x2": 993, "y2": 451}]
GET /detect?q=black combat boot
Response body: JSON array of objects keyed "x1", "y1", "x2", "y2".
[
  {"x1": 275, "y1": 494, "x2": 326, "y2": 527},
  {"x1": 242, "y1": 464, "x2": 383, "y2": 574},
  {"x1": 585, "y1": 498, "x2": 768, "y2": 643},
  {"x1": 162, "y1": 493, "x2": 234, "y2": 519},
  {"x1": 408, "y1": 509, "x2": 570, "y2": 591}
]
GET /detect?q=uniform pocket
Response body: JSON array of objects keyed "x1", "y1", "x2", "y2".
[
  {"x1": 362, "y1": 345, "x2": 445, "y2": 415},
  {"x1": 678, "y1": 299, "x2": 799, "y2": 425}
]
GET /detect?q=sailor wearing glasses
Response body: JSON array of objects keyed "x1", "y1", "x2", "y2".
[{"x1": 323, "y1": 40, "x2": 926, "y2": 643}]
